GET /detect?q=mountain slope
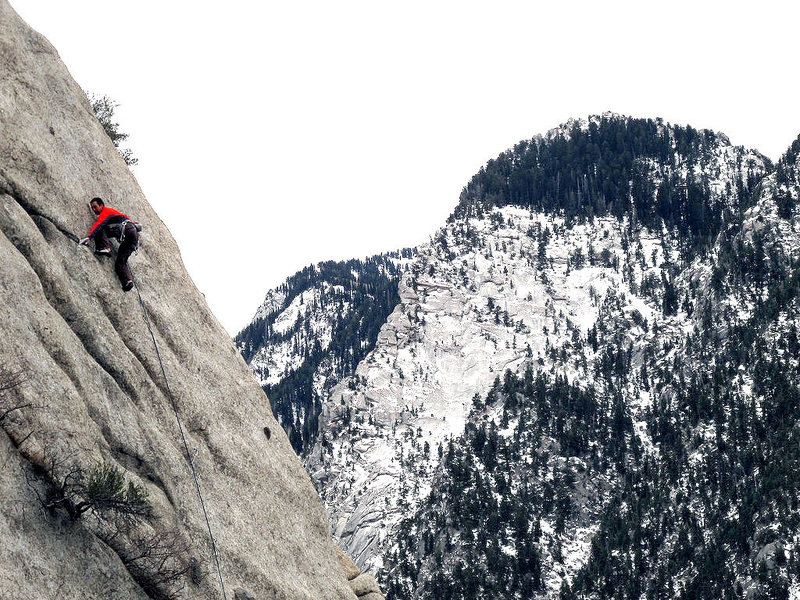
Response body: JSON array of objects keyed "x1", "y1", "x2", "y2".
[
  {"x1": 565, "y1": 136, "x2": 800, "y2": 600},
  {"x1": 376, "y1": 131, "x2": 799, "y2": 599},
  {"x1": 0, "y1": 3, "x2": 358, "y2": 598},
  {"x1": 379, "y1": 157, "x2": 800, "y2": 598},
  {"x1": 236, "y1": 252, "x2": 413, "y2": 453},
  {"x1": 302, "y1": 115, "x2": 771, "y2": 582}
]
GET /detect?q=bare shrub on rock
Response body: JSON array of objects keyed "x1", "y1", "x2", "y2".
[
  {"x1": 0, "y1": 365, "x2": 30, "y2": 423},
  {"x1": 28, "y1": 457, "x2": 192, "y2": 599}
]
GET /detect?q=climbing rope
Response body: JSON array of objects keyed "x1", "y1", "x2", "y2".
[{"x1": 129, "y1": 264, "x2": 228, "y2": 600}]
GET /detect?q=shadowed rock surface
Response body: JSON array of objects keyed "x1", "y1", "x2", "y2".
[{"x1": 0, "y1": 1, "x2": 359, "y2": 598}]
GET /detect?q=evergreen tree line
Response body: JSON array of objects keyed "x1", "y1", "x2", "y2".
[
  {"x1": 568, "y1": 192, "x2": 800, "y2": 599},
  {"x1": 451, "y1": 115, "x2": 770, "y2": 255},
  {"x1": 381, "y1": 365, "x2": 638, "y2": 600}
]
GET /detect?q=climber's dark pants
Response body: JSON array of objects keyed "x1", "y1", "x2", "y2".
[
  {"x1": 94, "y1": 223, "x2": 139, "y2": 286},
  {"x1": 93, "y1": 227, "x2": 112, "y2": 253}
]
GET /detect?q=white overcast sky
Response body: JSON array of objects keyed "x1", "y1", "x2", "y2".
[{"x1": 10, "y1": 1, "x2": 800, "y2": 334}]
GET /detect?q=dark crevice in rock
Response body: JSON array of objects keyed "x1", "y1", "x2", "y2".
[
  {"x1": 36, "y1": 332, "x2": 87, "y2": 403},
  {"x1": 0, "y1": 180, "x2": 80, "y2": 243},
  {"x1": 193, "y1": 423, "x2": 237, "y2": 479},
  {"x1": 1, "y1": 188, "x2": 175, "y2": 406}
]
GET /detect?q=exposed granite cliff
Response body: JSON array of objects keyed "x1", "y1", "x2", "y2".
[{"x1": 0, "y1": 2, "x2": 364, "y2": 598}]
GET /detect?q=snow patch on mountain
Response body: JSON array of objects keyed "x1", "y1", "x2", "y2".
[{"x1": 249, "y1": 282, "x2": 348, "y2": 388}]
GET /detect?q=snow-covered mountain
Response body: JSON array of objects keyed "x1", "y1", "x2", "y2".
[
  {"x1": 235, "y1": 252, "x2": 414, "y2": 452},
  {"x1": 308, "y1": 207, "x2": 643, "y2": 574},
  {"x1": 382, "y1": 170, "x2": 800, "y2": 599},
  {"x1": 239, "y1": 115, "x2": 800, "y2": 598}
]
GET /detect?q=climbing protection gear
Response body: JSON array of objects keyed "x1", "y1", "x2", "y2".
[
  {"x1": 130, "y1": 265, "x2": 228, "y2": 600},
  {"x1": 118, "y1": 219, "x2": 143, "y2": 243}
]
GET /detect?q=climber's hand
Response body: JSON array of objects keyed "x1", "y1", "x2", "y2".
[{"x1": 79, "y1": 237, "x2": 90, "y2": 246}]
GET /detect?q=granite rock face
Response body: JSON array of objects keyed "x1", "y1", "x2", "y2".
[{"x1": 0, "y1": 2, "x2": 357, "y2": 598}]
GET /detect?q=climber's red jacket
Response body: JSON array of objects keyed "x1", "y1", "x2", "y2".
[{"x1": 87, "y1": 206, "x2": 131, "y2": 239}]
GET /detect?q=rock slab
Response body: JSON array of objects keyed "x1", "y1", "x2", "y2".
[{"x1": 0, "y1": 2, "x2": 357, "y2": 599}]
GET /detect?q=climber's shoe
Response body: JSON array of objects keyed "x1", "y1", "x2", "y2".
[
  {"x1": 122, "y1": 280, "x2": 134, "y2": 292},
  {"x1": 94, "y1": 247, "x2": 112, "y2": 256}
]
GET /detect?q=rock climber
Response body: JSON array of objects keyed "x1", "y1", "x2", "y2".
[{"x1": 79, "y1": 197, "x2": 140, "y2": 292}]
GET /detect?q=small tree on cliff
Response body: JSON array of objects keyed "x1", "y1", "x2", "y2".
[{"x1": 88, "y1": 92, "x2": 138, "y2": 166}]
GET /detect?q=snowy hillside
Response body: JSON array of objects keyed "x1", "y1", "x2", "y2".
[
  {"x1": 236, "y1": 252, "x2": 414, "y2": 452},
  {"x1": 377, "y1": 128, "x2": 800, "y2": 599},
  {"x1": 303, "y1": 116, "x2": 772, "y2": 585},
  {"x1": 239, "y1": 115, "x2": 800, "y2": 599},
  {"x1": 307, "y1": 206, "x2": 681, "y2": 575}
]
